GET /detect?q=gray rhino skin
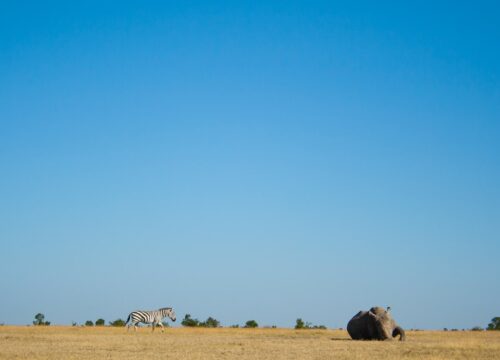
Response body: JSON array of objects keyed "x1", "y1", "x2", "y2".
[{"x1": 347, "y1": 306, "x2": 405, "y2": 341}]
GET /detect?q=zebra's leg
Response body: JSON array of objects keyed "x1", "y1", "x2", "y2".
[
  {"x1": 127, "y1": 321, "x2": 134, "y2": 332},
  {"x1": 152, "y1": 321, "x2": 156, "y2": 332},
  {"x1": 158, "y1": 322, "x2": 165, "y2": 333}
]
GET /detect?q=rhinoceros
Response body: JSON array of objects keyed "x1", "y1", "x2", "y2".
[{"x1": 347, "y1": 306, "x2": 405, "y2": 341}]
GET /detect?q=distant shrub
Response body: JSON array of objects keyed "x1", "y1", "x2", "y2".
[
  {"x1": 443, "y1": 328, "x2": 448, "y2": 331},
  {"x1": 295, "y1": 318, "x2": 305, "y2": 329},
  {"x1": 72, "y1": 321, "x2": 78, "y2": 327},
  {"x1": 85, "y1": 320, "x2": 94, "y2": 326},
  {"x1": 181, "y1": 314, "x2": 200, "y2": 327},
  {"x1": 244, "y1": 320, "x2": 258, "y2": 328},
  {"x1": 295, "y1": 318, "x2": 326, "y2": 330},
  {"x1": 95, "y1": 319, "x2": 105, "y2": 326},
  {"x1": 33, "y1": 313, "x2": 50, "y2": 326},
  {"x1": 109, "y1": 319, "x2": 126, "y2": 327},
  {"x1": 471, "y1": 326, "x2": 483, "y2": 331},
  {"x1": 181, "y1": 314, "x2": 220, "y2": 328},
  {"x1": 487, "y1": 317, "x2": 500, "y2": 331},
  {"x1": 229, "y1": 324, "x2": 240, "y2": 328},
  {"x1": 200, "y1": 317, "x2": 220, "y2": 328}
]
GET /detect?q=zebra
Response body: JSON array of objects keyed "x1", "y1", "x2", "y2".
[{"x1": 125, "y1": 307, "x2": 176, "y2": 332}]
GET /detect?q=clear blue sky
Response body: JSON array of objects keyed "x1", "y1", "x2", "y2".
[{"x1": 1, "y1": 1, "x2": 499, "y2": 329}]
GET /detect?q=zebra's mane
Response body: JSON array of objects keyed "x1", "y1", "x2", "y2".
[{"x1": 159, "y1": 307, "x2": 172, "y2": 311}]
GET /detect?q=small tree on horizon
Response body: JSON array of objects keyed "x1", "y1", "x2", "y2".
[
  {"x1": 294, "y1": 318, "x2": 326, "y2": 330},
  {"x1": 200, "y1": 317, "x2": 220, "y2": 328},
  {"x1": 295, "y1": 318, "x2": 305, "y2": 329},
  {"x1": 95, "y1": 318, "x2": 105, "y2": 326},
  {"x1": 244, "y1": 320, "x2": 258, "y2": 328},
  {"x1": 85, "y1": 320, "x2": 94, "y2": 326},
  {"x1": 487, "y1": 317, "x2": 500, "y2": 330},
  {"x1": 181, "y1": 314, "x2": 200, "y2": 327},
  {"x1": 181, "y1": 314, "x2": 220, "y2": 327},
  {"x1": 33, "y1": 313, "x2": 50, "y2": 326}
]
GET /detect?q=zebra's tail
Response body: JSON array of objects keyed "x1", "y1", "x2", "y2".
[{"x1": 125, "y1": 314, "x2": 131, "y2": 325}]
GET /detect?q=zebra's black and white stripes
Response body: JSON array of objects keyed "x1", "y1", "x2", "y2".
[{"x1": 125, "y1": 307, "x2": 176, "y2": 332}]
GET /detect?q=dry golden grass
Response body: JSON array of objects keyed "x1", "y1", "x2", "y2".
[{"x1": 1, "y1": 326, "x2": 499, "y2": 359}]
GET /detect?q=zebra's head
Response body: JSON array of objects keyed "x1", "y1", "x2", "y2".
[{"x1": 161, "y1": 307, "x2": 176, "y2": 322}]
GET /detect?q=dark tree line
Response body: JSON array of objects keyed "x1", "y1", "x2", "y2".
[{"x1": 30, "y1": 312, "x2": 500, "y2": 330}]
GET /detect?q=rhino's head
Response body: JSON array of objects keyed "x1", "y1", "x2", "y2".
[{"x1": 368, "y1": 308, "x2": 394, "y2": 340}]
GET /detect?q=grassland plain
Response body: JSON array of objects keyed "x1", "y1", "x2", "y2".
[{"x1": 1, "y1": 326, "x2": 499, "y2": 360}]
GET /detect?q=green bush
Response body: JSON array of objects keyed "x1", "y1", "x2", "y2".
[
  {"x1": 95, "y1": 318, "x2": 105, "y2": 326},
  {"x1": 181, "y1": 314, "x2": 220, "y2": 328},
  {"x1": 244, "y1": 320, "x2": 258, "y2": 328},
  {"x1": 487, "y1": 317, "x2": 500, "y2": 330},
  {"x1": 181, "y1": 314, "x2": 200, "y2": 327},
  {"x1": 33, "y1": 313, "x2": 50, "y2": 326},
  {"x1": 295, "y1": 318, "x2": 305, "y2": 329},
  {"x1": 295, "y1": 318, "x2": 326, "y2": 330},
  {"x1": 85, "y1": 320, "x2": 94, "y2": 326},
  {"x1": 109, "y1": 319, "x2": 126, "y2": 327},
  {"x1": 200, "y1": 317, "x2": 220, "y2": 328}
]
